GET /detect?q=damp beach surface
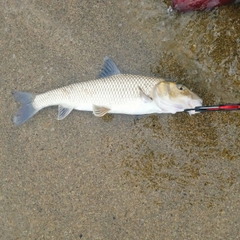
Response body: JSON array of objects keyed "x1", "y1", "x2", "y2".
[{"x1": 1, "y1": 1, "x2": 240, "y2": 239}]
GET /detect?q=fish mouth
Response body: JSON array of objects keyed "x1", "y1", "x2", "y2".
[{"x1": 187, "y1": 99, "x2": 203, "y2": 115}]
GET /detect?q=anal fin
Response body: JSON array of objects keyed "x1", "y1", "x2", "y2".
[
  {"x1": 58, "y1": 105, "x2": 73, "y2": 120},
  {"x1": 93, "y1": 105, "x2": 110, "y2": 117}
]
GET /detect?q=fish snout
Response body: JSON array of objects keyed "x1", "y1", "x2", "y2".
[{"x1": 187, "y1": 97, "x2": 203, "y2": 115}]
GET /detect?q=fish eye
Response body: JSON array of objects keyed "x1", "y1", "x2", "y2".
[{"x1": 177, "y1": 84, "x2": 184, "y2": 90}]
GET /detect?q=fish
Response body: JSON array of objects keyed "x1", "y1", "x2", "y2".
[
  {"x1": 12, "y1": 57, "x2": 203, "y2": 126},
  {"x1": 171, "y1": 0, "x2": 235, "y2": 12}
]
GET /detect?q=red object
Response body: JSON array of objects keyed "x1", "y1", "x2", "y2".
[
  {"x1": 171, "y1": 0, "x2": 235, "y2": 11},
  {"x1": 184, "y1": 104, "x2": 240, "y2": 112},
  {"x1": 205, "y1": 104, "x2": 240, "y2": 111}
]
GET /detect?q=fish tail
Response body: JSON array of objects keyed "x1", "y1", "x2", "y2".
[{"x1": 12, "y1": 91, "x2": 38, "y2": 126}]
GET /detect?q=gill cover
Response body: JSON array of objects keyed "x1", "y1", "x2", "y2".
[
  {"x1": 152, "y1": 82, "x2": 181, "y2": 113},
  {"x1": 152, "y1": 81, "x2": 202, "y2": 114}
]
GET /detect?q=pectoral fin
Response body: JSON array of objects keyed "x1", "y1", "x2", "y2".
[
  {"x1": 58, "y1": 105, "x2": 73, "y2": 120},
  {"x1": 138, "y1": 86, "x2": 152, "y2": 103},
  {"x1": 93, "y1": 105, "x2": 111, "y2": 117}
]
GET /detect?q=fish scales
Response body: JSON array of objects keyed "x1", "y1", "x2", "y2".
[{"x1": 34, "y1": 74, "x2": 161, "y2": 110}]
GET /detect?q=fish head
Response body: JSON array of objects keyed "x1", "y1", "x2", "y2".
[{"x1": 153, "y1": 81, "x2": 203, "y2": 115}]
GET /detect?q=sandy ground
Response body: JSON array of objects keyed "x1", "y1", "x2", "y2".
[{"x1": 1, "y1": 0, "x2": 240, "y2": 239}]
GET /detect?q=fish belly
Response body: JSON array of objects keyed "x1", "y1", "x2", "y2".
[{"x1": 74, "y1": 99, "x2": 162, "y2": 115}]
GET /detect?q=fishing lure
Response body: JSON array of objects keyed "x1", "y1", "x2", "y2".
[{"x1": 184, "y1": 104, "x2": 240, "y2": 112}]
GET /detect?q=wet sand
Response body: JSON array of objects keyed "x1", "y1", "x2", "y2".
[{"x1": 1, "y1": 1, "x2": 240, "y2": 239}]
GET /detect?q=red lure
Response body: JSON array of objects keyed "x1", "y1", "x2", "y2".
[
  {"x1": 171, "y1": 0, "x2": 235, "y2": 11},
  {"x1": 184, "y1": 104, "x2": 240, "y2": 112}
]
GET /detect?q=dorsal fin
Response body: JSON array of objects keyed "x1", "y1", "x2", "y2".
[{"x1": 98, "y1": 56, "x2": 121, "y2": 78}]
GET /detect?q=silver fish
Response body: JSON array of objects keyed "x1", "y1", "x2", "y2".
[{"x1": 13, "y1": 57, "x2": 202, "y2": 126}]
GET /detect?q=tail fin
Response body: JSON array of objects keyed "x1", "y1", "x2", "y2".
[{"x1": 12, "y1": 92, "x2": 38, "y2": 126}]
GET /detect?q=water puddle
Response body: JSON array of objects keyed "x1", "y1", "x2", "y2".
[{"x1": 117, "y1": 0, "x2": 240, "y2": 209}]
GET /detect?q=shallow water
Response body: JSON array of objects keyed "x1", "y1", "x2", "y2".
[
  {"x1": 1, "y1": 0, "x2": 240, "y2": 239},
  {"x1": 119, "y1": 0, "x2": 240, "y2": 199}
]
